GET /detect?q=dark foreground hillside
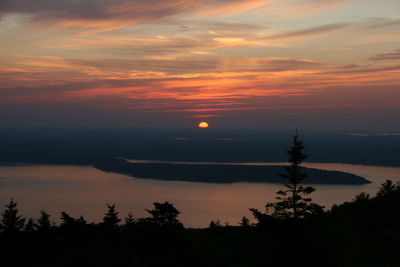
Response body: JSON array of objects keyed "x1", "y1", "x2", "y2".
[{"x1": 1, "y1": 181, "x2": 400, "y2": 267}]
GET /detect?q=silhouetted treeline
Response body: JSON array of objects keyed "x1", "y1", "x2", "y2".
[{"x1": 1, "y1": 180, "x2": 400, "y2": 267}]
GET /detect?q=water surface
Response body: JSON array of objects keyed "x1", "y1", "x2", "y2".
[{"x1": 1, "y1": 163, "x2": 399, "y2": 228}]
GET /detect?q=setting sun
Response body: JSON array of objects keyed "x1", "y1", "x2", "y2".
[{"x1": 198, "y1": 122, "x2": 209, "y2": 128}]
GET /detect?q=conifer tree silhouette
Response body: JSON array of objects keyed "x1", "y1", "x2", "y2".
[
  {"x1": 125, "y1": 212, "x2": 136, "y2": 226},
  {"x1": 251, "y1": 131, "x2": 322, "y2": 221},
  {"x1": 24, "y1": 218, "x2": 37, "y2": 232},
  {"x1": 0, "y1": 199, "x2": 25, "y2": 232},
  {"x1": 377, "y1": 179, "x2": 400, "y2": 198},
  {"x1": 272, "y1": 130, "x2": 317, "y2": 219},
  {"x1": 37, "y1": 210, "x2": 51, "y2": 231},
  {"x1": 102, "y1": 203, "x2": 121, "y2": 227}
]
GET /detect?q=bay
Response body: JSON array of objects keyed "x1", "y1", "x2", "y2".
[{"x1": 0, "y1": 162, "x2": 399, "y2": 228}]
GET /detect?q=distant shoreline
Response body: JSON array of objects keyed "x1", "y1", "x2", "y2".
[
  {"x1": 1, "y1": 159, "x2": 400, "y2": 168},
  {"x1": 123, "y1": 158, "x2": 400, "y2": 168}
]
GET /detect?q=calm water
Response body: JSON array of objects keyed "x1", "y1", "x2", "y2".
[{"x1": 1, "y1": 162, "x2": 399, "y2": 228}]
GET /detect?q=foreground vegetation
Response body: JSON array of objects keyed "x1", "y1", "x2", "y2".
[
  {"x1": 1, "y1": 180, "x2": 400, "y2": 267},
  {"x1": 1, "y1": 133, "x2": 399, "y2": 266}
]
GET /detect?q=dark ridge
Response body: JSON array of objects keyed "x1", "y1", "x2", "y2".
[
  {"x1": 93, "y1": 158, "x2": 371, "y2": 185},
  {"x1": 1, "y1": 129, "x2": 400, "y2": 167}
]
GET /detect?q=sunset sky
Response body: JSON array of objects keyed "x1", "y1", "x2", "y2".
[{"x1": 1, "y1": 0, "x2": 399, "y2": 130}]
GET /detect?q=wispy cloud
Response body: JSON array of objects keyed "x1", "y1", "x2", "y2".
[
  {"x1": 266, "y1": 0, "x2": 354, "y2": 21},
  {"x1": 1, "y1": 0, "x2": 399, "y2": 129},
  {"x1": 265, "y1": 22, "x2": 352, "y2": 41},
  {"x1": 361, "y1": 17, "x2": 400, "y2": 30},
  {"x1": 0, "y1": 0, "x2": 274, "y2": 34},
  {"x1": 370, "y1": 49, "x2": 400, "y2": 61}
]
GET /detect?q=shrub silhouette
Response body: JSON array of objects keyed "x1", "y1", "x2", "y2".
[
  {"x1": 209, "y1": 219, "x2": 222, "y2": 228},
  {"x1": 240, "y1": 216, "x2": 251, "y2": 227},
  {"x1": 60, "y1": 211, "x2": 87, "y2": 228},
  {"x1": 144, "y1": 201, "x2": 183, "y2": 229}
]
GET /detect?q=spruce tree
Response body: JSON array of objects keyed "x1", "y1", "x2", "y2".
[
  {"x1": 24, "y1": 218, "x2": 37, "y2": 232},
  {"x1": 102, "y1": 203, "x2": 121, "y2": 227},
  {"x1": 124, "y1": 212, "x2": 136, "y2": 226},
  {"x1": 251, "y1": 131, "x2": 322, "y2": 221},
  {"x1": 377, "y1": 180, "x2": 400, "y2": 198},
  {"x1": 37, "y1": 210, "x2": 51, "y2": 231},
  {"x1": 272, "y1": 131, "x2": 319, "y2": 219},
  {"x1": 0, "y1": 199, "x2": 25, "y2": 232}
]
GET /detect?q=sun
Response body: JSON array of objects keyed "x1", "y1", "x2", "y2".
[{"x1": 198, "y1": 122, "x2": 209, "y2": 128}]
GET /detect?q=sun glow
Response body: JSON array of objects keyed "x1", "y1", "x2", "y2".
[{"x1": 198, "y1": 122, "x2": 209, "y2": 128}]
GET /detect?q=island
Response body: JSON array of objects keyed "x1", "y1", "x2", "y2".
[{"x1": 92, "y1": 158, "x2": 371, "y2": 185}]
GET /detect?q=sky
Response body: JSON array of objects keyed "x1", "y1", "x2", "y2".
[{"x1": 0, "y1": 0, "x2": 399, "y2": 131}]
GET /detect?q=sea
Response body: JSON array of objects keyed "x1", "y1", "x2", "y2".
[{"x1": 1, "y1": 162, "x2": 399, "y2": 228}]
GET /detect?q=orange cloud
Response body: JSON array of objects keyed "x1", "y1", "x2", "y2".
[{"x1": 1, "y1": 0, "x2": 399, "y2": 128}]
